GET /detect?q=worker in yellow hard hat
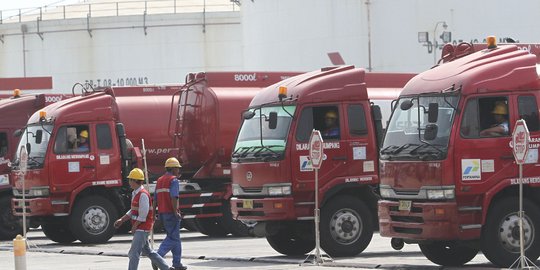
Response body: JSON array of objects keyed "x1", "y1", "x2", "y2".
[
  {"x1": 75, "y1": 130, "x2": 90, "y2": 152},
  {"x1": 152, "y1": 157, "x2": 186, "y2": 270},
  {"x1": 114, "y1": 168, "x2": 171, "y2": 270},
  {"x1": 322, "y1": 110, "x2": 340, "y2": 139},
  {"x1": 480, "y1": 102, "x2": 509, "y2": 137}
]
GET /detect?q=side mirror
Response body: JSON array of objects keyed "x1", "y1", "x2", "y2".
[
  {"x1": 243, "y1": 110, "x2": 256, "y2": 120},
  {"x1": 424, "y1": 124, "x2": 438, "y2": 141},
  {"x1": 25, "y1": 143, "x2": 31, "y2": 155},
  {"x1": 14, "y1": 129, "x2": 23, "y2": 137},
  {"x1": 35, "y1": 130, "x2": 43, "y2": 144},
  {"x1": 428, "y1": 103, "x2": 439, "y2": 123},
  {"x1": 400, "y1": 99, "x2": 414, "y2": 111},
  {"x1": 268, "y1": 112, "x2": 278, "y2": 129}
]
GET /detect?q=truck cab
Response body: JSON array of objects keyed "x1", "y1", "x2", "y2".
[
  {"x1": 11, "y1": 89, "x2": 139, "y2": 244},
  {"x1": 378, "y1": 41, "x2": 540, "y2": 267},
  {"x1": 231, "y1": 66, "x2": 411, "y2": 256}
]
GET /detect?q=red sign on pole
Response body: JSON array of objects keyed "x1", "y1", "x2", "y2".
[
  {"x1": 309, "y1": 130, "x2": 324, "y2": 169},
  {"x1": 512, "y1": 119, "x2": 530, "y2": 165}
]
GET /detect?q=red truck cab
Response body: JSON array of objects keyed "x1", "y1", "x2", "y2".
[
  {"x1": 378, "y1": 41, "x2": 540, "y2": 267},
  {"x1": 0, "y1": 92, "x2": 67, "y2": 239},
  {"x1": 231, "y1": 66, "x2": 413, "y2": 256}
]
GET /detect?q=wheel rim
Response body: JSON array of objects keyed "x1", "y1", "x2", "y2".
[
  {"x1": 329, "y1": 208, "x2": 362, "y2": 245},
  {"x1": 81, "y1": 206, "x2": 109, "y2": 235},
  {"x1": 498, "y1": 211, "x2": 535, "y2": 252}
]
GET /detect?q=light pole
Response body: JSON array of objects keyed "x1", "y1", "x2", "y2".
[{"x1": 432, "y1": 21, "x2": 448, "y2": 64}]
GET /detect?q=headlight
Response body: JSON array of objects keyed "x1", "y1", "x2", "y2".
[
  {"x1": 29, "y1": 187, "x2": 50, "y2": 197},
  {"x1": 379, "y1": 188, "x2": 392, "y2": 199},
  {"x1": 427, "y1": 188, "x2": 454, "y2": 200},
  {"x1": 232, "y1": 184, "x2": 241, "y2": 196},
  {"x1": 268, "y1": 185, "x2": 291, "y2": 196}
]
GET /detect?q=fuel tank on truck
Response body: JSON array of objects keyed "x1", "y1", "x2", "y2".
[
  {"x1": 173, "y1": 72, "x2": 301, "y2": 179},
  {"x1": 112, "y1": 85, "x2": 182, "y2": 179}
]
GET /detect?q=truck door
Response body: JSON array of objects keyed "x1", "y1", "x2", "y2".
[
  {"x1": 292, "y1": 104, "x2": 348, "y2": 200},
  {"x1": 343, "y1": 103, "x2": 378, "y2": 184},
  {"x1": 95, "y1": 123, "x2": 122, "y2": 184},
  {"x1": 50, "y1": 124, "x2": 97, "y2": 192},
  {"x1": 455, "y1": 95, "x2": 516, "y2": 191},
  {"x1": 515, "y1": 95, "x2": 540, "y2": 178}
]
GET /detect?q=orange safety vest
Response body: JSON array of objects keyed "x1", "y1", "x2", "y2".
[
  {"x1": 155, "y1": 174, "x2": 176, "y2": 213},
  {"x1": 131, "y1": 188, "x2": 154, "y2": 231}
]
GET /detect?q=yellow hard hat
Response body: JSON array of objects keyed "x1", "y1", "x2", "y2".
[
  {"x1": 80, "y1": 130, "x2": 89, "y2": 138},
  {"x1": 127, "y1": 168, "x2": 145, "y2": 181},
  {"x1": 165, "y1": 157, "x2": 181, "y2": 168},
  {"x1": 492, "y1": 103, "x2": 508, "y2": 115},
  {"x1": 325, "y1": 111, "x2": 338, "y2": 119}
]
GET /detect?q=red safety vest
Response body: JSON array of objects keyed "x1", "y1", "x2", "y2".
[
  {"x1": 156, "y1": 174, "x2": 176, "y2": 213},
  {"x1": 131, "y1": 188, "x2": 154, "y2": 231}
]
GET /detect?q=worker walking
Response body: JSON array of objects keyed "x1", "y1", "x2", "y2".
[
  {"x1": 153, "y1": 157, "x2": 187, "y2": 270},
  {"x1": 114, "y1": 168, "x2": 171, "y2": 270}
]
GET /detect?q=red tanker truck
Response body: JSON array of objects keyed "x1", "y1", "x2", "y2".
[
  {"x1": 230, "y1": 66, "x2": 414, "y2": 257},
  {"x1": 10, "y1": 72, "x2": 298, "y2": 243},
  {"x1": 0, "y1": 91, "x2": 68, "y2": 239},
  {"x1": 378, "y1": 40, "x2": 540, "y2": 267}
]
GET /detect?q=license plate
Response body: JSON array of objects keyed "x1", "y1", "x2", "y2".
[
  {"x1": 243, "y1": 199, "x2": 254, "y2": 209},
  {"x1": 398, "y1": 200, "x2": 412, "y2": 211}
]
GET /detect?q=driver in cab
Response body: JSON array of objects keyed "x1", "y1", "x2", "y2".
[
  {"x1": 480, "y1": 103, "x2": 509, "y2": 137},
  {"x1": 322, "y1": 110, "x2": 340, "y2": 139}
]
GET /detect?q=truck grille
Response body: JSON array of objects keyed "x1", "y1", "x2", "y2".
[
  {"x1": 393, "y1": 227, "x2": 422, "y2": 235},
  {"x1": 242, "y1": 187, "x2": 263, "y2": 193},
  {"x1": 390, "y1": 216, "x2": 424, "y2": 223},
  {"x1": 389, "y1": 205, "x2": 422, "y2": 213}
]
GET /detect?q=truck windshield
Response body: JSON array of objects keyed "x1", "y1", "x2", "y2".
[
  {"x1": 381, "y1": 95, "x2": 459, "y2": 160},
  {"x1": 13, "y1": 124, "x2": 52, "y2": 169},
  {"x1": 233, "y1": 105, "x2": 296, "y2": 161}
]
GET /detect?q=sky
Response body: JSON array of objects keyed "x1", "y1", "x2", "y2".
[{"x1": 0, "y1": 0, "x2": 82, "y2": 11}]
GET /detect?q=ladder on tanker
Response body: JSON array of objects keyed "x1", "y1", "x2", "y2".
[{"x1": 173, "y1": 84, "x2": 203, "y2": 162}]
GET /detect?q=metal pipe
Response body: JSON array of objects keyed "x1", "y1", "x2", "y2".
[
  {"x1": 365, "y1": 0, "x2": 373, "y2": 72},
  {"x1": 116, "y1": 2, "x2": 119, "y2": 16}
]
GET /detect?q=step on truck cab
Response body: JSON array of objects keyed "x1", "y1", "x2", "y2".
[
  {"x1": 378, "y1": 39, "x2": 540, "y2": 267},
  {"x1": 230, "y1": 66, "x2": 414, "y2": 257},
  {"x1": 0, "y1": 91, "x2": 68, "y2": 239}
]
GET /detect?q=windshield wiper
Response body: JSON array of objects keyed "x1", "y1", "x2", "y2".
[
  {"x1": 380, "y1": 145, "x2": 399, "y2": 155},
  {"x1": 232, "y1": 146, "x2": 253, "y2": 158},
  {"x1": 391, "y1": 143, "x2": 420, "y2": 155}
]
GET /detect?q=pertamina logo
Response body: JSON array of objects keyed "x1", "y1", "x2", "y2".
[{"x1": 462, "y1": 159, "x2": 481, "y2": 181}]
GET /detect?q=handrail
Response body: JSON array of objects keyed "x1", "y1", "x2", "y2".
[{"x1": 0, "y1": 0, "x2": 238, "y2": 24}]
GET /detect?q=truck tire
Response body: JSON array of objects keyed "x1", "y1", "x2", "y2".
[
  {"x1": 481, "y1": 197, "x2": 540, "y2": 268},
  {"x1": 320, "y1": 195, "x2": 373, "y2": 257},
  {"x1": 195, "y1": 217, "x2": 229, "y2": 237},
  {"x1": 0, "y1": 196, "x2": 22, "y2": 240},
  {"x1": 41, "y1": 222, "x2": 77, "y2": 243},
  {"x1": 182, "y1": 219, "x2": 198, "y2": 232},
  {"x1": 266, "y1": 225, "x2": 315, "y2": 256},
  {"x1": 69, "y1": 196, "x2": 118, "y2": 244},
  {"x1": 220, "y1": 201, "x2": 250, "y2": 237},
  {"x1": 419, "y1": 241, "x2": 478, "y2": 266}
]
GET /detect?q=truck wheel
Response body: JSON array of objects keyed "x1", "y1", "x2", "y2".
[
  {"x1": 481, "y1": 197, "x2": 540, "y2": 268},
  {"x1": 266, "y1": 225, "x2": 315, "y2": 256},
  {"x1": 0, "y1": 196, "x2": 22, "y2": 240},
  {"x1": 320, "y1": 195, "x2": 373, "y2": 257},
  {"x1": 195, "y1": 217, "x2": 229, "y2": 237},
  {"x1": 41, "y1": 222, "x2": 77, "y2": 243},
  {"x1": 419, "y1": 241, "x2": 478, "y2": 266},
  {"x1": 220, "y1": 201, "x2": 250, "y2": 237},
  {"x1": 69, "y1": 196, "x2": 118, "y2": 244},
  {"x1": 182, "y1": 219, "x2": 198, "y2": 232}
]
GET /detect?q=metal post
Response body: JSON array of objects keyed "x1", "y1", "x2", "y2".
[
  {"x1": 63, "y1": 5, "x2": 66, "y2": 19},
  {"x1": 519, "y1": 163, "x2": 526, "y2": 268},
  {"x1": 365, "y1": 0, "x2": 372, "y2": 72},
  {"x1": 116, "y1": 2, "x2": 119, "y2": 16},
  {"x1": 19, "y1": 9, "x2": 21, "y2": 22},
  {"x1": 174, "y1": 0, "x2": 177, "y2": 14},
  {"x1": 141, "y1": 139, "x2": 153, "y2": 249},
  {"x1": 22, "y1": 173, "x2": 26, "y2": 238},
  {"x1": 1, "y1": 10, "x2": 3, "y2": 24},
  {"x1": 88, "y1": 4, "x2": 91, "y2": 18},
  {"x1": 314, "y1": 168, "x2": 322, "y2": 265}
]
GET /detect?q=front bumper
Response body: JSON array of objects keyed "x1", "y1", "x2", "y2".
[
  {"x1": 378, "y1": 199, "x2": 464, "y2": 241},
  {"x1": 231, "y1": 196, "x2": 300, "y2": 221},
  {"x1": 12, "y1": 197, "x2": 68, "y2": 217}
]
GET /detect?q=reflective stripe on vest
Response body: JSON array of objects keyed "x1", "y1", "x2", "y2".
[{"x1": 156, "y1": 174, "x2": 176, "y2": 213}]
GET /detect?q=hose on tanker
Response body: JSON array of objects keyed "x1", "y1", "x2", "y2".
[{"x1": 71, "y1": 82, "x2": 96, "y2": 96}]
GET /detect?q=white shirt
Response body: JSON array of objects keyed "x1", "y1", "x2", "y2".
[{"x1": 125, "y1": 186, "x2": 150, "y2": 222}]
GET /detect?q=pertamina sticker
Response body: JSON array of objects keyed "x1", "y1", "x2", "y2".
[
  {"x1": 300, "y1": 156, "x2": 313, "y2": 172},
  {"x1": 462, "y1": 159, "x2": 481, "y2": 181}
]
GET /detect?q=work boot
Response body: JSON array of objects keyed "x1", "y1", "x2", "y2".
[
  {"x1": 151, "y1": 262, "x2": 158, "y2": 270},
  {"x1": 170, "y1": 266, "x2": 187, "y2": 270}
]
